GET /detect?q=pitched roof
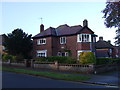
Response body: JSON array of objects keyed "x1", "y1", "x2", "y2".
[
  {"x1": 56, "y1": 24, "x2": 82, "y2": 36},
  {"x1": 33, "y1": 24, "x2": 95, "y2": 38},
  {"x1": 33, "y1": 27, "x2": 56, "y2": 38},
  {"x1": 95, "y1": 40, "x2": 113, "y2": 49}
]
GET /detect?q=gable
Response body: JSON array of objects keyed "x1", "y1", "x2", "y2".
[{"x1": 77, "y1": 26, "x2": 94, "y2": 34}]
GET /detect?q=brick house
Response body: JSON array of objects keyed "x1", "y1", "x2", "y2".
[
  {"x1": 95, "y1": 36, "x2": 120, "y2": 58},
  {"x1": 95, "y1": 37, "x2": 114, "y2": 58},
  {"x1": 32, "y1": 19, "x2": 97, "y2": 60}
]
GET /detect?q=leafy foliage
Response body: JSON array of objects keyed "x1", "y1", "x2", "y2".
[
  {"x1": 2, "y1": 53, "x2": 16, "y2": 62},
  {"x1": 102, "y1": 2, "x2": 120, "y2": 28},
  {"x1": 4, "y1": 29, "x2": 33, "y2": 59},
  {"x1": 79, "y1": 51, "x2": 96, "y2": 64},
  {"x1": 96, "y1": 57, "x2": 120, "y2": 65},
  {"x1": 34, "y1": 56, "x2": 76, "y2": 64}
]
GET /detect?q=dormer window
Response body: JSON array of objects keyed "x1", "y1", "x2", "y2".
[
  {"x1": 77, "y1": 34, "x2": 91, "y2": 42},
  {"x1": 37, "y1": 38, "x2": 46, "y2": 45},
  {"x1": 60, "y1": 37, "x2": 66, "y2": 44}
]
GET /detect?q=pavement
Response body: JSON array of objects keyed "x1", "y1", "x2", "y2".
[
  {"x1": 84, "y1": 71, "x2": 120, "y2": 87},
  {"x1": 2, "y1": 64, "x2": 120, "y2": 87}
]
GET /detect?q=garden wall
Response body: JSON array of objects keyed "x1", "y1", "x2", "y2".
[
  {"x1": 2, "y1": 60, "x2": 26, "y2": 67},
  {"x1": 2, "y1": 59, "x2": 118, "y2": 74},
  {"x1": 33, "y1": 62, "x2": 94, "y2": 74}
]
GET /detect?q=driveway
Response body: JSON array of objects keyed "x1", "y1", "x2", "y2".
[{"x1": 85, "y1": 70, "x2": 120, "y2": 86}]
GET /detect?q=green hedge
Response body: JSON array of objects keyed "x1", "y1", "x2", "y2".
[
  {"x1": 96, "y1": 57, "x2": 120, "y2": 65},
  {"x1": 34, "y1": 56, "x2": 76, "y2": 64}
]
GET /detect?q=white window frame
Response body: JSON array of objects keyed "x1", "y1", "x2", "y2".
[
  {"x1": 37, "y1": 38, "x2": 46, "y2": 45},
  {"x1": 36, "y1": 50, "x2": 47, "y2": 57},
  {"x1": 93, "y1": 37, "x2": 96, "y2": 42},
  {"x1": 60, "y1": 37, "x2": 66, "y2": 44},
  {"x1": 57, "y1": 52, "x2": 69, "y2": 56},
  {"x1": 77, "y1": 34, "x2": 91, "y2": 42}
]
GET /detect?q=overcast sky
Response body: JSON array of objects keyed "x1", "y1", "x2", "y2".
[{"x1": 0, "y1": 1, "x2": 117, "y2": 45}]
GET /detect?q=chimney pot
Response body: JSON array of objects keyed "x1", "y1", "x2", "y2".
[
  {"x1": 83, "y1": 19, "x2": 88, "y2": 27},
  {"x1": 99, "y1": 36, "x2": 103, "y2": 41},
  {"x1": 108, "y1": 40, "x2": 111, "y2": 43}
]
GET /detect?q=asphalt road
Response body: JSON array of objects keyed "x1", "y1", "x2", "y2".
[{"x1": 2, "y1": 71, "x2": 118, "y2": 88}]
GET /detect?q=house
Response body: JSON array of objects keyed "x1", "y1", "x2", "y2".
[
  {"x1": 95, "y1": 36, "x2": 117, "y2": 58},
  {"x1": 32, "y1": 19, "x2": 97, "y2": 60},
  {"x1": 0, "y1": 34, "x2": 6, "y2": 58}
]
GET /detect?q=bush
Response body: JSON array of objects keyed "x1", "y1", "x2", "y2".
[
  {"x1": 79, "y1": 51, "x2": 96, "y2": 64},
  {"x1": 34, "y1": 56, "x2": 76, "y2": 64},
  {"x1": 96, "y1": 57, "x2": 120, "y2": 65},
  {"x1": 2, "y1": 53, "x2": 16, "y2": 62},
  {"x1": 15, "y1": 54, "x2": 24, "y2": 62}
]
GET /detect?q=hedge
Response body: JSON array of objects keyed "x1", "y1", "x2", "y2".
[
  {"x1": 96, "y1": 57, "x2": 120, "y2": 65},
  {"x1": 34, "y1": 56, "x2": 76, "y2": 64}
]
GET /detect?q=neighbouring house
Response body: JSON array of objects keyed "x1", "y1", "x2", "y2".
[
  {"x1": 32, "y1": 19, "x2": 97, "y2": 60},
  {"x1": 95, "y1": 36, "x2": 117, "y2": 58},
  {"x1": 0, "y1": 34, "x2": 6, "y2": 58},
  {"x1": 113, "y1": 46, "x2": 120, "y2": 58}
]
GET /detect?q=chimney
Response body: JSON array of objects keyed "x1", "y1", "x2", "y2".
[
  {"x1": 83, "y1": 19, "x2": 88, "y2": 27},
  {"x1": 40, "y1": 24, "x2": 44, "y2": 33},
  {"x1": 99, "y1": 36, "x2": 103, "y2": 41},
  {"x1": 108, "y1": 40, "x2": 111, "y2": 44}
]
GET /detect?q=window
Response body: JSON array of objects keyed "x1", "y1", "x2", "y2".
[
  {"x1": 77, "y1": 34, "x2": 91, "y2": 42},
  {"x1": 93, "y1": 37, "x2": 96, "y2": 42},
  {"x1": 37, "y1": 38, "x2": 46, "y2": 45},
  {"x1": 60, "y1": 37, "x2": 66, "y2": 44},
  {"x1": 57, "y1": 52, "x2": 69, "y2": 56},
  {"x1": 36, "y1": 50, "x2": 47, "y2": 57}
]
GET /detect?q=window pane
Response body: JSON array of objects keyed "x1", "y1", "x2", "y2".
[
  {"x1": 82, "y1": 35, "x2": 84, "y2": 42},
  {"x1": 87, "y1": 35, "x2": 89, "y2": 42},
  {"x1": 79, "y1": 34, "x2": 81, "y2": 41},
  {"x1": 62, "y1": 53, "x2": 65, "y2": 56}
]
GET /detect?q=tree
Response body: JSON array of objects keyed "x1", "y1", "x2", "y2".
[
  {"x1": 4, "y1": 29, "x2": 33, "y2": 59},
  {"x1": 102, "y1": 2, "x2": 120, "y2": 28},
  {"x1": 102, "y1": 1, "x2": 120, "y2": 45}
]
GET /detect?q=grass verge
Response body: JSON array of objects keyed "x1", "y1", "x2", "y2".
[{"x1": 2, "y1": 66, "x2": 90, "y2": 81}]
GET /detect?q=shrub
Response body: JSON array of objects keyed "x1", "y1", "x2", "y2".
[
  {"x1": 34, "y1": 57, "x2": 46, "y2": 63},
  {"x1": 79, "y1": 51, "x2": 96, "y2": 64},
  {"x1": 96, "y1": 57, "x2": 120, "y2": 65},
  {"x1": 2, "y1": 53, "x2": 16, "y2": 62},
  {"x1": 15, "y1": 54, "x2": 24, "y2": 62},
  {"x1": 34, "y1": 56, "x2": 76, "y2": 64}
]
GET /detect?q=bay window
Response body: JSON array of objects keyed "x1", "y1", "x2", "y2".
[{"x1": 77, "y1": 34, "x2": 91, "y2": 42}]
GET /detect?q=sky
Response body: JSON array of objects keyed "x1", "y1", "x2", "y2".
[{"x1": 0, "y1": 1, "x2": 117, "y2": 45}]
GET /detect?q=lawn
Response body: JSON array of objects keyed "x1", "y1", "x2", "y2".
[{"x1": 2, "y1": 66, "x2": 90, "y2": 81}]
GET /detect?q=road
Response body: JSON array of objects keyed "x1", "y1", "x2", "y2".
[{"x1": 2, "y1": 71, "x2": 119, "y2": 88}]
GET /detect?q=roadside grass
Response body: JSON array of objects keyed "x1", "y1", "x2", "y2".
[{"x1": 2, "y1": 66, "x2": 90, "y2": 81}]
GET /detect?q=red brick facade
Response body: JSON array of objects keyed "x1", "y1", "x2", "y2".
[{"x1": 32, "y1": 20, "x2": 97, "y2": 59}]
